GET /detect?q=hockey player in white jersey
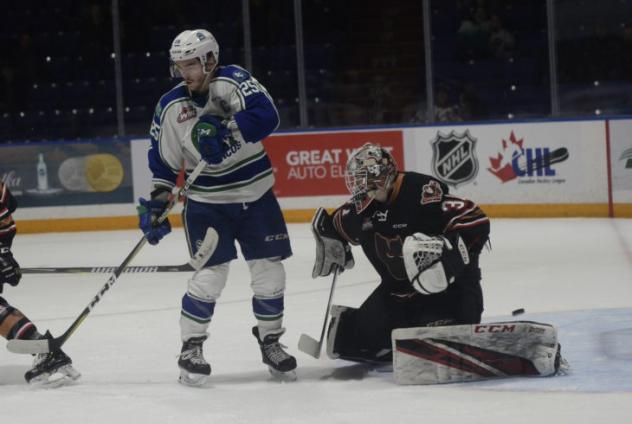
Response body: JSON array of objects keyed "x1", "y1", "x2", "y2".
[{"x1": 137, "y1": 29, "x2": 296, "y2": 385}]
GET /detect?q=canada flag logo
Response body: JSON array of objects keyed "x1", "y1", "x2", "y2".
[{"x1": 488, "y1": 131, "x2": 569, "y2": 183}]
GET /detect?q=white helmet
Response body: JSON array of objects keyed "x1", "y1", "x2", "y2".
[
  {"x1": 345, "y1": 143, "x2": 398, "y2": 213},
  {"x1": 169, "y1": 29, "x2": 219, "y2": 77}
]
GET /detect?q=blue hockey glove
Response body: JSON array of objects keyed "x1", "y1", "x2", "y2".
[
  {"x1": 194, "y1": 115, "x2": 230, "y2": 165},
  {"x1": 137, "y1": 196, "x2": 171, "y2": 245}
]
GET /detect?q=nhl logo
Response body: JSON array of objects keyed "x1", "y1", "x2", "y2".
[{"x1": 431, "y1": 130, "x2": 479, "y2": 187}]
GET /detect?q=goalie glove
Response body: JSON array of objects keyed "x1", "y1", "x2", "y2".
[
  {"x1": 311, "y1": 207, "x2": 354, "y2": 278},
  {"x1": 402, "y1": 232, "x2": 470, "y2": 295}
]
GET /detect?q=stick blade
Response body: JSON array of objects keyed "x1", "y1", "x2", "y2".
[
  {"x1": 7, "y1": 338, "x2": 52, "y2": 354},
  {"x1": 298, "y1": 333, "x2": 322, "y2": 358},
  {"x1": 188, "y1": 227, "x2": 219, "y2": 271}
]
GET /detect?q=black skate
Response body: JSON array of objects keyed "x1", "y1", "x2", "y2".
[
  {"x1": 25, "y1": 349, "x2": 81, "y2": 387},
  {"x1": 178, "y1": 336, "x2": 211, "y2": 386},
  {"x1": 252, "y1": 327, "x2": 297, "y2": 381}
]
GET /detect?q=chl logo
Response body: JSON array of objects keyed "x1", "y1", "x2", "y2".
[
  {"x1": 488, "y1": 131, "x2": 568, "y2": 182},
  {"x1": 620, "y1": 147, "x2": 632, "y2": 169},
  {"x1": 373, "y1": 210, "x2": 388, "y2": 222},
  {"x1": 431, "y1": 130, "x2": 479, "y2": 187},
  {"x1": 177, "y1": 106, "x2": 197, "y2": 123}
]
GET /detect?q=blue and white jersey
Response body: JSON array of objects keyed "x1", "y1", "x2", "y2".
[{"x1": 148, "y1": 65, "x2": 280, "y2": 203}]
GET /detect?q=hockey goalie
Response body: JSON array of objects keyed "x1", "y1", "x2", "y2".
[{"x1": 309, "y1": 143, "x2": 568, "y2": 384}]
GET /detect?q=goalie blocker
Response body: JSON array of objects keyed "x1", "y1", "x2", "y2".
[{"x1": 392, "y1": 321, "x2": 568, "y2": 385}]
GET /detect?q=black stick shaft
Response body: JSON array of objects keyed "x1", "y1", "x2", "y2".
[{"x1": 47, "y1": 160, "x2": 208, "y2": 351}]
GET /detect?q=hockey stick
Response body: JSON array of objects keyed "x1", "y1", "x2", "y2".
[
  {"x1": 19, "y1": 227, "x2": 218, "y2": 275},
  {"x1": 298, "y1": 267, "x2": 339, "y2": 359},
  {"x1": 7, "y1": 160, "x2": 210, "y2": 355},
  {"x1": 21, "y1": 263, "x2": 195, "y2": 274},
  {"x1": 21, "y1": 227, "x2": 219, "y2": 275}
]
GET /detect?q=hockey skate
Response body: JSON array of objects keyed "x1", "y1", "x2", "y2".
[
  {"x1": 178, "y1": 336, "x2": 211, "y2": 386},
  {"x1": 25, "y1": 349, "x2": 81, "y2": 387},
  {"x1": 252, "y1": 327, "x2": 297, "y2": 382}
]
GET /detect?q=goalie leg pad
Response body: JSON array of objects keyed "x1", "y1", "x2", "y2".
[
  {"x1": 392, "y1": 321, "x2": 561, "y2": 385},
  {"x1": 326, "y1": 305, "x2": 352, "y2": 359}
]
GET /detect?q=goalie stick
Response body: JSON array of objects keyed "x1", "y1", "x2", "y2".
[
  {"x1": 7, "y1": 160, "x2": 212, "y2": 355},
  {"x1": 298, "y1": 267, "x2": 339, "y2": 358}
]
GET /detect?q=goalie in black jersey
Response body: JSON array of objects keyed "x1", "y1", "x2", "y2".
[
  {"x1": 311, "y1": 142, "x2": 491, "y2": 364},
  {"x1": 0, "y1": 182, "x2": 80, "y2": 385},
  {"x1": 311, "y1": 143, "x2": 568, "y2": 382}
]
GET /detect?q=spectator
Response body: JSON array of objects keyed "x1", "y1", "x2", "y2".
[
  {"x1": 489, "y1": 14, "x2": 515, "y2": 59},
  {"x1": 434, "y1": 85, "x2": 463, "y2": 122},
  {"x1": 456, "y1": 6, "x2": 492, "y2": 60}
]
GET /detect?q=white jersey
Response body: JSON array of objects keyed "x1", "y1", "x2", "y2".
[{"x1": 148, "y1": 65, "x2": 280, "y2": 203}]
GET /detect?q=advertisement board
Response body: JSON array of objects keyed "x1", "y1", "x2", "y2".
[
  {"x1": 608, "y1": 119, "x2": 632, "y2": 205},
  {"x1": 4, "y1": 117, "x2": 630, "y2": 232},
  {"x1": 0, "y1": 140, "x2": 133, "y2": 208},
  {"x1": 404, "y1": 120, "x2": 608, "y2": 205},
  {"x1": 265, "y1": 130, "x2": 404, "y2": 198}
]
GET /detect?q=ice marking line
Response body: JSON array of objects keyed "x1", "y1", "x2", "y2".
[
  {"x1": 609, "y1": 219, "x2": 632, "y2": 269},
  {"x1": 23, "y1": 279, "x2": 379, "y2": 323}
]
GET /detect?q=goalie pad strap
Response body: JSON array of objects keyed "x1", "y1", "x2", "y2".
[{"x1": 392, "y1": 321, "x2": 560, "y2": 385}]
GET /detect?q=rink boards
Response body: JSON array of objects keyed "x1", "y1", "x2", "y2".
[{"x1": 2, "y1": 117, "x2": 632, "y2": 233}]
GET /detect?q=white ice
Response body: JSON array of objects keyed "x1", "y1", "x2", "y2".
[{"x1": 1, "y1": 218, "x2": 632, "y2": 423}]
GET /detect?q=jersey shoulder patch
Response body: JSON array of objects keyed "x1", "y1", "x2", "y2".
[
  {"x1": 157, "y1": 83, "x2": 189, "y2": 112},
  {"x1": 216, "y1": 65, "x2": 251, "y2": 83},
  {"x1": 401, "y1": 172, "x2": 449, "y2": 205}
]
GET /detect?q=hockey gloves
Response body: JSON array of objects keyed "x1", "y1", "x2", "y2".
[
  {"x1": 311, "y1": 207, "x2": 354, "y2": 278},
  {"x1": 0, "y1": 243, "x2": 21, "y2": 292},
  {"x1": 402, "y1": 232, "x2": 470, "y2": 295},
  {"x1": 195, "y1": 115, "x2": 230, "y2": 165},
  {"x1": 137, "y1": 189, "x2": 172, "y2": 245}
]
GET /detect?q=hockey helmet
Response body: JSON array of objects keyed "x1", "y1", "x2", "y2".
[
  {"x1": 169, "y1": 29, "x2": 219, "y2": 77},
  {"x1": 345, "y1": 143, "x2": 398, "y2": 213}
]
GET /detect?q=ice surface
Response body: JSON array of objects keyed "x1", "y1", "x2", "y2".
[{"x1": 1, "y1": 218, "x2": 632, "y2": 423}]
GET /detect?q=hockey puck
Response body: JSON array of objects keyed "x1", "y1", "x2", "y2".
[{"x1": 512, "y1": 308, "x2": 525, "y2": 316}]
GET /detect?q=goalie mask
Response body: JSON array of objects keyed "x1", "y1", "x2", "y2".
[
  {"x1": 169, "y1": 29, "x2": 219, "y2": 78},
  {"x1": 345, "y1": 143, "x2": 398, "y2": 213}
]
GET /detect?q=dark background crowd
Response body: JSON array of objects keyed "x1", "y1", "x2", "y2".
[{"x1": 1, "y1": 0, "x2": 632, "y2": 142}]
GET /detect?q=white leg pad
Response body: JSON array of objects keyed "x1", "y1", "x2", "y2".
[
  {"x1": 180, "y1": 263, "x2": 230, "y2": 340},
  {"x1": 247, "y1": 257, "x2": 286, "y2": 297},
  {"x1": 326, "y1": 305, "x2": 351, "y2": 359},
  {"x1": 248, "y1": 258, "x2": 286, "y2": 338},
  {"x1": 187, "y1": 262, "x2": 230, "y2": 301},
  {"x1": 392, "y1": 321, "x2": 560, "y2": 385}
]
